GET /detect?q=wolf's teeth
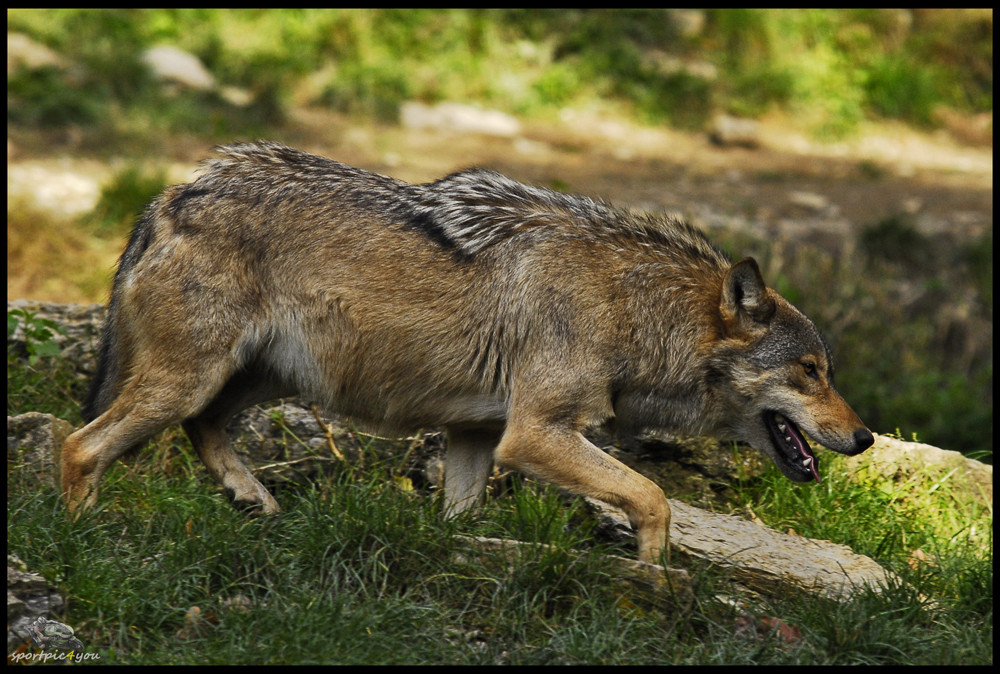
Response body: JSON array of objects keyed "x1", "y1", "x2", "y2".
[
  {"x1": 802, "y1": 457, "x2": 812, "y2": 467},
  {"x1": 785, "y1": 435, "x2": 793, "y2": 443},
  {"x1": 778, "y1": 423, "x2": 787, "y2": 432}
]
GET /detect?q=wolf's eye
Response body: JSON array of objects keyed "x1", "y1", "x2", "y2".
[{"x1": 802, "y1": 361, "x2": 819, "y2": 379}]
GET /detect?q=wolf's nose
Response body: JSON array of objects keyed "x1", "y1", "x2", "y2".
[{"x1": 854, "y1": 428, "x2": 875, "y2": 453}]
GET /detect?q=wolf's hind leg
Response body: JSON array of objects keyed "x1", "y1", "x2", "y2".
[
  {"x1": 61, "y1": 361, "x2": 234, "y2": 512},
  {"x1": 182, "y1": 416, "x2": 279, "y2": 514},
  {"x1": 181, "y1": 371, "x2": 291, "y2": 514},
  {"x1": 442, "y1": 426, "x2": 500, "y2": 517}
]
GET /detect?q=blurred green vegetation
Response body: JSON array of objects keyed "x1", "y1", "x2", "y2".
[
  {"x1": 7, "y1": 9, "x2": 993, "y2": 139},
  {"x1": 85, "y1": 165, "x2": 168, "y2": 237}
]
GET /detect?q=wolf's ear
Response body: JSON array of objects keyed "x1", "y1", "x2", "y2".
[{"x1": 720, "y1": 258, "x2": 776, "y2": 333}]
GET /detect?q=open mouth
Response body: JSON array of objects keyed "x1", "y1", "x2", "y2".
[{"x1": 764, "y1": 411, "x2": 821, "y2": 483}]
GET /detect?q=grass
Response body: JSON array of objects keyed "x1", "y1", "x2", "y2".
[
  {"x1": 729, "y1": 451, "x2": 992, "y2": 665},
  {"x1": 8, "y1": 455, "x2": 666, "y2": 665},
  {"x1": 7, "y1": 341, "x2": 993, "y2": 665}
]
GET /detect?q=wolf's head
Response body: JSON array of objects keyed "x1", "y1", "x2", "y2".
[{"x1": 712, "y1": 258, "x2": 874, "y2": 482}]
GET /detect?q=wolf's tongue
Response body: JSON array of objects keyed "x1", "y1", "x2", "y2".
[
  {"x1": 777, "y1": 414, "x2": 821, "y2": 482},
  {"x1": 795, "y1": 437, "x2": 820, "y2": 483}
]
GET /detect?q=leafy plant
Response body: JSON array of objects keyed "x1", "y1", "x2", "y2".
[{"x1": 7, "y1": 308, "x2": 67, "y2": 365}]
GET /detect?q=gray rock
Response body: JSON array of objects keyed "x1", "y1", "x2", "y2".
[
  {"x1": 7, "y1": 412, "x2": 74, "y2": 491},
  {"x1": 7, "y1": 554, "x2": 66, "y2": 652},
  {"x1": 400, "y1": 101, "x2": 521, "y2": 137},
  {"x1": 584, "y1": 496, "x2": 898, "y2": 601},
  {"x1": 844, "y1": 433, "x2": 992, "y2": 507},
  {"x1": 710, "y1": 114, "x2": 760, "y2": 148},
  {"x1": 142, "y1": 45, "x2": 215, "y2": 91},
  {"x1": 668, "y1": 499, "x2": 898, "y2": 601},
  {"x1": 787, "y1": 189, "x2": 831, "y2": 213},
  {"x1": 7, "y1": 32, "x2": 66, "y2": 72}
]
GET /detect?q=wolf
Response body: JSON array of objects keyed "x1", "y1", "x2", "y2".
[{"x1": 61, "y1": 141, "x2": 874, "y2": 564}]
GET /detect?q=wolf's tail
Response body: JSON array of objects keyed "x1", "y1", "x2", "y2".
[{"x1": 81, "y1": 208, "x2": 158, "y2": 422}]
